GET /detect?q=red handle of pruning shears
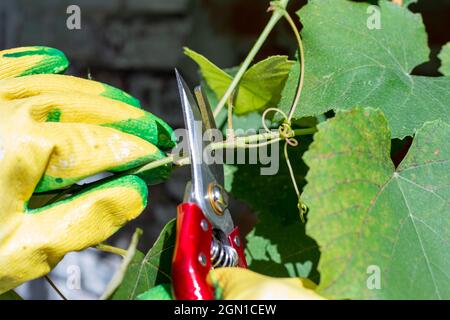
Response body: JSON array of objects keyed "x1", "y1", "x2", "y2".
[
  {"x1": 172, "y1": 203, "x2": 214, "y2": 300},
  {"x1": 172, "y1": 203, "x2": 247, "y2": 300}
]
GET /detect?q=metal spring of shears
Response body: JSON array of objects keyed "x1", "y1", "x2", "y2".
[{"x1": 210, "y1": 236, "x2": 238, "y2": 268}]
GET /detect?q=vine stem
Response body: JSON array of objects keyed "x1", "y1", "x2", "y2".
[
  {"x1": 209, "y1": 127, "x2": 316, "y2": 150},
  {"x1": 130, "y1": 127, "x2": 315, "y2": 173},
  {"x1": 280, "y1": 9, "x2": 305, "y2": 122},
  {"x1": 95, "y1": 243, "x2": 128, "y2": 257},
  {"x1": 227, "y1": 93, "x2": 235, "y2": 140},
  {"x1": 213, "y1": 0, "x2": 290, "y2": 118},
  {"x1": 264, "y1": 4, "x2": 308, "y2": 218},
  {"x1": 283, "y1": 142, "x2": 299, "y2": 195},
  {"x1": 128, "y1": 155, "x2": 175, "y2": 175}
]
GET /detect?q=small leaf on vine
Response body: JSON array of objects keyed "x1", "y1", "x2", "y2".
[{"x1": 184, "y1": 47, "x2": 293, "y2": 115}]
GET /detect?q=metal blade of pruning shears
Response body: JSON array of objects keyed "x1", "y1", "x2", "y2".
[{"x1": 174, "y1": 69, "x2": 233, "y2": 235}]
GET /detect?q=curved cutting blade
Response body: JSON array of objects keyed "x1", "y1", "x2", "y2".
[{"x1": 175, "y1": 69, "x2": 233, "y2": 235}]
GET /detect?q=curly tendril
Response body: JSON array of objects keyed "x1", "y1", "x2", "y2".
[{"x1": 261, "y1": 108, "x2": 308, "y2": 222}]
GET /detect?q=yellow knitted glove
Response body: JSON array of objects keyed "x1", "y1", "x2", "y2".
[
  {"x1": 208, "y1": 268, "x2": 325, "y2": 300},
  {"x1": 0, "y1": 46, "x2": 175, "y2": 294}
]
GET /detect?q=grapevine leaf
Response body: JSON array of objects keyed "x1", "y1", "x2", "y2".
[
  {"x1": 202, "y1": 79, "x2": 267, "y2": 133},
  {"x1": 303, "y1": 107, "x2": 450, "y2": 299},
  {"x1": 185, "y1": 47, "x2": 293, "y2": 115},
  {"x1": 137, "y1": 284, "x2": 173, "y2": 300},
  {"x1": 110, "y1": 219, "x2": 176, "y2": 300},
  {"x1": 439, "y1": 43, "x2": 450, "y2": 76},
  {"x1": 225, "y1": 143, "x2": 320, "y2": 283},
  {"x1": 280, "y1": 0, "x2": 450, "y2": 138}
]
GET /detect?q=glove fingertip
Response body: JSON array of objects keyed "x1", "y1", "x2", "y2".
[
  {"x1": 102, "y1": 111, "x2": 175, "y2": 150},
  {"x1": 87, "y1": 174, "x2": 148, "y2": 208},
  {"x1": 100, "y1": 82, "x2": 141, "y2": 108},
  {"x1": 1, "y1": 46, "x2": 69, "y2": 78},
  {"x1": 113, "y1": 175, "x2": 149, "y2": 208},
  {"x1": 155, "y1": 117, "x2": 176, "y2": 150}
]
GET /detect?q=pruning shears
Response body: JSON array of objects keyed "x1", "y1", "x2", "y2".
[{"x1": 171, "y1": 70, "x2": 247, "y2": 300}]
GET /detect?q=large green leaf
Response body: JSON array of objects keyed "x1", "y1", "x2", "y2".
[
  {"x1": 439, "y1": 43, "x2": 450, "y2": 76},
  {"x1": 303, "y1": 107, "x2": 450, "y2": 299},
  {"x1": 225, "y1": 142, "x2": 320, "y2": 283},
  {"x1": 185, "y1": 47, "x2": 293, "y2": 115},
  {"x1": 280, "y1": 0, "x2": 450, "y2": 139},
  {"x1": 110, "y1": 219, "x2": 176, "y2": 300}
]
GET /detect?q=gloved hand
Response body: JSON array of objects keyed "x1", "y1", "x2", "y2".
[
  {"x1": 208, "y1": 268, "x2": 325, "y2": 300},
  {"x1": 0, "y1": 46, "x2": 175, "y2": 294}
]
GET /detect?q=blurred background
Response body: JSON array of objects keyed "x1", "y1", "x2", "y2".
[{"x1": 1, "y1": 0, "x2": 449, "y2": 299}]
